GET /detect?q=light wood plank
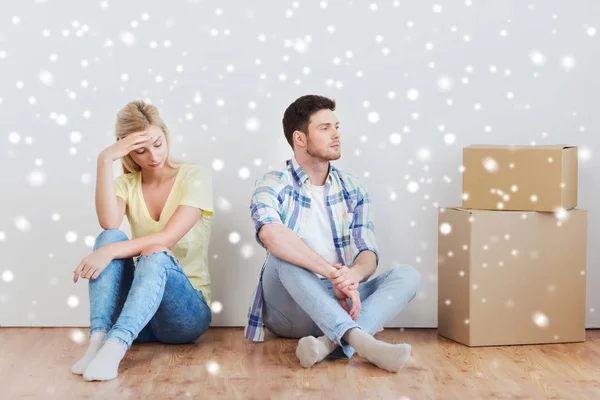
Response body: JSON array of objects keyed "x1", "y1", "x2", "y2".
[{"x1": 1, "y1": 328, "x2": 599, "y2": 399}]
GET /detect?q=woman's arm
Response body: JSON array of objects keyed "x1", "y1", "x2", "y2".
[
  {"x1": 95, "y1": 154, "x2": 125, "y2": 230},
  {"x1": 95, "y1": 131, "x2": 152, "y2": 229},
  {"x1": 104, "y1": 205, "x2": 202, "y2": 259},
  {"x1": 73, "y1": 205, "x2": 201, "y2": 282}
]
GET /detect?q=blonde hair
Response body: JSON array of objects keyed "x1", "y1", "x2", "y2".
[{"x1": 115, "y1": 100, "x2": 178, "y2": 174}]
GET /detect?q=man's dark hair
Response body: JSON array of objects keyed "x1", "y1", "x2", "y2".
[{"x1": 282, "y1": 95, "x2": 336, "y2": 149}]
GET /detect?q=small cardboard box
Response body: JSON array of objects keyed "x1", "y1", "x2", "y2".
[
  {"x1": 462, "y1": 145, "x2": 578, "y2": 212},
  {"x1": 437, "y1": 207, "x2": 587, "y2": 347}
]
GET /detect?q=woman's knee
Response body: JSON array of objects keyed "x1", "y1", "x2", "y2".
[
  {"x1": 135, "y1": 246, "x2": 176, "y2": 275},
  {"x1": 140, "y1": 244, "x2": 173, "y2": 257},
  {"x1": 94, "y1": 229, "x2": 128, "y2": 250}
]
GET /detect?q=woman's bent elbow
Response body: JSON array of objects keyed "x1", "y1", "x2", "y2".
[{"x1": 98, "y1": 219, "x2": 120, "y2": 230}]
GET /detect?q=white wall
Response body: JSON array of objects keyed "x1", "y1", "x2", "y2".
[{"x1": 0, "y1": 1, "x2": 598, "y2": 328}]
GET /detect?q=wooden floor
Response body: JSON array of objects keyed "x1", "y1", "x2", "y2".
[{"x1": 1, "y1": 328, "x2": 599, "y2": 399}]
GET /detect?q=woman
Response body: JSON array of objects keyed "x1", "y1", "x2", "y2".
[{"x1": 71, "y1": 100, "x2": 214, "y2": 381}]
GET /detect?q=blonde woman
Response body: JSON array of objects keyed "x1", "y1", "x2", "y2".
[{"x1": 71, "y1": 101, "x2": 213, "y2": 381}]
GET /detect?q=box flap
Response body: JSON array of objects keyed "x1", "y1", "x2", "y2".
[
  {"x1": 442, "y1": 207, "x2": 538, "y2": 215},
  {"x1": 440, "y1": 207, "x2": 466, "y2": 213},
  {"x1": 442, "y1": 207, "x2": 587, "y2": 215},
  {"x1": 465, "y1": 144, "x2": 576, "y2": 150}
]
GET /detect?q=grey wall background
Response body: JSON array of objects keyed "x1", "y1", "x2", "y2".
[{"x1": 1, "y1": 0, "x2": 599, "y2": 329}]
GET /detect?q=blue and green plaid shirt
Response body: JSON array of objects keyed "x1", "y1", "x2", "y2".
[{"x1": 245, "y1": 158, "x2": 379, "y2": 341}]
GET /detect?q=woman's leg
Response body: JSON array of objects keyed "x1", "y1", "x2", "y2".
[
  {"x1": 142, "y1": 271, "x2": 211, "y2": 345},
  {"x1": 83, "y1": 246, "x2": 211, "y2": 381},
  {"x1": 72, "y1": 229, "x2": 133, "y2": 375}
]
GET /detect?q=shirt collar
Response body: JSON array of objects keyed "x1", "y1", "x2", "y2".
[{"x1": 288, "y1": 156, "x2": 334, "y2": 187}]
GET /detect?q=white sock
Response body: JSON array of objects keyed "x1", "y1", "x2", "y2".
[
  {"x1": 344, "y1": 328, "x2": 411, "y2": 373},
  {"x1": 295, "y1": 335, "x2": 339, "y2": 368},
  {"x1": 83, "y1": 339, "x2": 127, "y2": 382},
  {"x1": 71, "y1": 331, "x2": 107, "y2": 375}
]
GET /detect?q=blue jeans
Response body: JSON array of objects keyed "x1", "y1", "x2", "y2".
[
  {"x1": 262, "y1": 254, "x2": 421, "y2": 358},
  {"x1": 88, "y1": 229, "x2": 212, "y2": 349}
]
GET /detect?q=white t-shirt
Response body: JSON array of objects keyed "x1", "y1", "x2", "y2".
[{"x1": 302, "y1": 182, "x2": 340, "y2": 277}]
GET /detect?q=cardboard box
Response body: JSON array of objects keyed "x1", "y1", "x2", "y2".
[
  {"x1": 462, "y1": 145, "x2": 578, "y2": 212},
  {"x1": 437, "y1": 207, "x2": 587, "y2": 347}
]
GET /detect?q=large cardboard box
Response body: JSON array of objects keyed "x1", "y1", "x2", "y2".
[
  {"x1": 437, "y1": 207, "x2": 587, "y2": 347},
  {"x1": 462, "y1": 145, "x2": 578, "y2": 212}
]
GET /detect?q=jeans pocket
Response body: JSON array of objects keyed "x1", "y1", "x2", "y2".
[{"x1": 263, "y1": 301, "x2": 293, "y2": 338}]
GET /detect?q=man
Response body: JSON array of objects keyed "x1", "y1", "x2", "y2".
[{"x1": 245, "y1": 95, "x2": 421, "y2": 372}]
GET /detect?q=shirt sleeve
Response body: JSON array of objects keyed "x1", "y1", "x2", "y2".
[
  {"x1": 180, "y1": 166, "x2": 214, "y2": 216},
  {"x1": 114, "y1": 175, "x2": 129, "y2": 202},
  {"x1": 249, "y1": 172, "x2": 286, "y2": 248},
  {"x1": 351, "y1": 182, "x2": 380, "y2": 266}
]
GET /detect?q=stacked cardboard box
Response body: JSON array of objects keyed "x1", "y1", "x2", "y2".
[{"x1": 438, "y1": 145, "x2": 587, "y2": 346}]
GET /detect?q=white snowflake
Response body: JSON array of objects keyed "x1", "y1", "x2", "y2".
[
  {"x1": 532, "y1": 312, "x2": 549, "y2": 328},
  {"x1": 228, "y1": 232, "x2": 240, "y2": 244},
  {"x1": 406, "y1": 89, "x2": 419, "y2": 101},
  {"x1": 529, "y1": 50, "x2": 546, "y2": 66},
  {"x1": 407, "y1": 181, "x2": 420, "y2": 194},
  {"x1": 367, "y1": 112, "x2": 380, "y2": 124},
  {"x1": 120, "y1": 31, "x2": 136, "y2": 46}
]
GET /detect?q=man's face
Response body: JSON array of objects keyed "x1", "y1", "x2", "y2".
[{"x1": 303, "y1": 109, "x2": 341, "y2": 161}]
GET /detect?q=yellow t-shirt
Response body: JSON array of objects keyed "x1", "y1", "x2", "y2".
[{"x1": 114, "y1": 163, "x2": 214, "y2": 305}]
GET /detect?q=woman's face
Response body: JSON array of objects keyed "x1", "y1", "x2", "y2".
[{"x1": 128, "y1": 125, "x2": 169, "y2": 170}]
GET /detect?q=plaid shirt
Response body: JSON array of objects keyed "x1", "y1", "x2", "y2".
[{"x1": 244, "y1": 158, "x2": 379, "y2": 341}]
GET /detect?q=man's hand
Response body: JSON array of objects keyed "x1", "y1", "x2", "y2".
[
  {"x1": 329, "y1": 263, "x2": 361, "y2": 291},
  {"x1": 73, "y1": 246, "x2": 114, "y2": 283},
  {"x1": 345, "y1": 283, "x2": 361, "y2": 321},
  {"x1": 333, "y1": 285, "x2": 351, "y2": 313},
  {"x1": 336, "y1": 282, "x2": 361, "y2": 321}
]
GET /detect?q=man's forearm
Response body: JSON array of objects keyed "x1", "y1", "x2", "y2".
[
  {"x1": 260, "y1": 224, "x2": 336, "y2": 278},
  {"x1": 350, "y1": 250, "x2": 377, "y2": 282}
]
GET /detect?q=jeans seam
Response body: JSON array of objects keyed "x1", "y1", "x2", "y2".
[
  {"x1": 196, "y1": 290, "x2": 209, "y2": 307},
  {"x1": 107, "y1": 263, "x2": 122, "y2": 328},
  {"x1": 110, "y1": 252, "x2": 211, "y2": 346},
  {"x1": 163, "y1": 260, "x2": 208, "y2": 308},
  {"x1": 131, "y1": 256, "x2": 208, "y2": 341},
  {"x1": 158, "y1": 252, "x2": 209, "y2": 309},
  {"x1": 130, "y1": 263, "x2": 168, "y2": 338},
  {"x1": 163, "y1": 264, "x2": 212, "y2": 321},
  {"x1": 109, "y1": 259, "x2": 168, "y2": 347},
  {"x1": 90, "y1": 258, "x2": 126, "y2": 334}
]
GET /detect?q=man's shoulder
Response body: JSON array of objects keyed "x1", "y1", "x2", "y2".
[{"x1": 256, "y1": 163, "x2": 292, "y2": 186}]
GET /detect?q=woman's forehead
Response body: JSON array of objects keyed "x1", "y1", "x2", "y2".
[{"x1": 145, "y1": 125, "x2": 163, "y2": 137}]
